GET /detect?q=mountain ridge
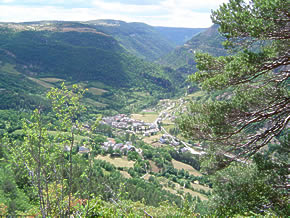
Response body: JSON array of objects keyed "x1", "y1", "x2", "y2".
[
  {"x1": 159, "y1": 25, "x2": 226, "y2": 71},
  {"x1": 0, "y1": 21, "x2": 183, "y2": 113}
]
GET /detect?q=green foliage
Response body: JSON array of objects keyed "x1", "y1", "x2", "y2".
[
  {"x1": 0, "y1": 165, "x2": 31, "y2": 215},
  {"x1": 211, "y1": 0, "x2": 289, "y2": 41},
  {"x1": 0, "y1": 63, "x2": 48, "y2": 110},
  {"x1": 0, "y1": 24, "x2": 182, "y2": 112},
  {"x1": 170, "y1": 150, "x2": 200, "y2": 171},
  {"x1": 209, "y1": 147, "x2": 289, "y2": 216},
  {"x1": 0, "y1": 110, "x2": 29, "y2": 133},
  {"x1": 47, "y1": 83, "x2": 86, "y2": 131},
  {"x1": 47, "y1": 83, "x2": 89, "y2": 215},
  {"x1": 160, "y1": 25, "x2": 226, "y2": 69},
  {"x1": 178, "y1": 0, "x2": 289, "y2": 216},
  {"x1": 0, "y1": 83, "x2": 195, "y2": 215},
  {"x1": 73, "y1": 196, "x2": 197, "y2": 217},
  {"x1": 179, "y1": 0, "x2": 289, "y2": 161},
  {"x1": 85, "y1": 20, "x2": 175, "y2": 61},
  {"x1": 127, "y1": 151, "x2": 141, "y2": 161}
]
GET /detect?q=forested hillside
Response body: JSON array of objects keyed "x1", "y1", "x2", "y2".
[
  {"x1": 84, "y1": 20, "x2": 177, "y2": 61},
  {"x1": 159, "y1": 25, "x2": 226, "y2": 72},
  {"x1": 0, "y1": 22, "x2": 184, "y2": 113}
]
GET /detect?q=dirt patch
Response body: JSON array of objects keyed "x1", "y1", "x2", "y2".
[
  {"x1": 142, "y1": 174, "x2": 152, "y2": 180},
  {"x1": 120, "y1": 171, "x2": 131, "y2": 179},
  {"x1": 149, "y1": 160, "x2": 160, "y2": 173}
]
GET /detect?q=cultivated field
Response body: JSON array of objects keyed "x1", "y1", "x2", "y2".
[
  {"x1": 131, "y1": 112, "x2": 159, "y2": 123},
  {"x1": 39, "y1": 77, "x2": 64, "y2": 83},
  {"x1": 83, "y1": 98, "x2": 107, "y2": 108},
  {"x1": 95, "y1": 155, "x2": 135, "y2": 168},
  {"x1": 143, "y1": 134, "x2": 162, "y2": 144},
  {"x1": 172, "y1": 159, "x2": 202, "y2": 176},
  {"x1": 27, "y1": 77, "x2": 54, "y2": 89},
  {"x1": 87, "y1": 87, "x2": 107, "y2": 95},
  {"x1": 159, "y1": 178, "x2": 208, "y2": 201},
  {"x1": 120, "y1": 171, "x2": 131, "y2": 179},
  {"x1": 191, "y1": 183, "x2": 211, "y2": 192}
]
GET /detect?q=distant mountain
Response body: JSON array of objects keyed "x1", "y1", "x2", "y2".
[
  {"x1": 0, "y1": 20, "x2": 208, "y2": 62},
  {"x1": 159, "y1": 25, "x2": 226, "y2": 71},
  {"x1": 154, "y1": 26, "x2": 206, "y2": 46},
  {"x1": 0, "y1": 22, "x2": 182, "y2": 113},
  {"x1": 84, "y1": 20, "x2": 176, "y2": 61}
]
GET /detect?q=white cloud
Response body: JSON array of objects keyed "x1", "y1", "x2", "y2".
[
  {"x1": 92, "y1": 0, "x2": 162, "y2": 14},
  {"x1": 90, "y1": 0, "x2": 229, "y2": 27},
  {"x1": 161, "y1": 0, "x2": 228, "y2": 10},
  {"x1": 0, "y1": 0, "x2": 229, "y2": 27},
  {"x1": 0, "y1": 6, "x2": 96, "y2": 22}
]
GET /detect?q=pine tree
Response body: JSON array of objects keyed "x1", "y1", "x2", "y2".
[
  {"x1": 179, "y1": 0, "x2": 289, "y2": 164},
  {"x1": 178, "y1": 0, "x2": 289, "y2": 215}
]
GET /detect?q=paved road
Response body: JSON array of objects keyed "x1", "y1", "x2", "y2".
[{"x1": 153, "y1": 103, "x2": 204, "y2": 155}]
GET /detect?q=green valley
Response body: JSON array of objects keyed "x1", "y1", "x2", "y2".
[
  {"x1": 0, "y1": 0, "x2": 288, "y2": 216},
  {"x1": 0, "y1": 21, "x2": 186, "y2": 114}
]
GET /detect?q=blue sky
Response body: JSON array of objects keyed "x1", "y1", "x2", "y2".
[{"x1": 0, "y1": 0, "x2": 229, "y2": 28}]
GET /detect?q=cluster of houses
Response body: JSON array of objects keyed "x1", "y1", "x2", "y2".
[
  {"x1": 101, "y1": 138, "x2": 142, "y2": 154},
  {"x1": 101, "y1": 114, "x2": 159, "y2": 136},
  {"x1": 159, "y1": 134, "x2": 180, "y2": 146},
  {"x1": 73, "y1": 139, "x2": 143, "y2": 155}
]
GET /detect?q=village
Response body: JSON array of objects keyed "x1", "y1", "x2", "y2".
[{"x1": 95, "y1": 98, "x2": 205, "y2": 156}]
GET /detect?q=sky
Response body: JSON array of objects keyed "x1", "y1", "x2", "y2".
[{"x1": 0, "y1": 0, "x2": 229, "y2": 28}]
